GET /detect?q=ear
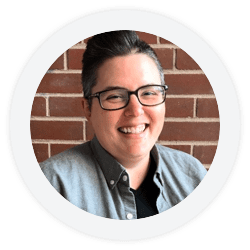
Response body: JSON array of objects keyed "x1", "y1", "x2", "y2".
[{"x1": 82, "y1": 98, "x2": 91, "y2": 121}]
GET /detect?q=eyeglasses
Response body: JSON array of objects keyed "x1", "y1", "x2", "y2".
[{"x1": 87, "y1": 84, "x2": 168, "y2": 111}]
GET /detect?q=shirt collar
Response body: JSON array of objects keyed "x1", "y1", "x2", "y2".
[
  {"x1": 90, "y1": 137, "x2": 126, "y2": 189},
  {"x1": 151, "y1": 144, "x2": 164, "y2": 187},
  {"x1": 90, "y1": 136, "x2": 164, "y2": 189}
]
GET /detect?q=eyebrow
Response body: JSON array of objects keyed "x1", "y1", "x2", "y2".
[
  {"x1": 101, "y1": 84, "x2": 156, "y2": 92},
  {"x1": 101, "y1": 86, "x2": 127, "y2": 91}
]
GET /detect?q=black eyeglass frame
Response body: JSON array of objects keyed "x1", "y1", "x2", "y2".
[{"x1": 86, "y1": 84, "x2": 169, "y2": 111}]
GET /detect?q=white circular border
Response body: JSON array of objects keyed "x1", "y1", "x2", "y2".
[{"x1": 10, "y1": 10, "x2": 240, "y2": 241}]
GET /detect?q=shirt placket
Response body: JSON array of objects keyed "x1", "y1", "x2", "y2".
[{"x1": 117, "y1": 173, "x2": 137, "y2": 220}]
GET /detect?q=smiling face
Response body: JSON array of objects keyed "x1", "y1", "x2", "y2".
[{"x1": 83, "y1": 53, "x2": 165, "y2": 165}]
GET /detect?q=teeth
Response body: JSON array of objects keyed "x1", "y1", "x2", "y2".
[{"x1": 119, "y1": 124, "x2": 146, "y2": 134}]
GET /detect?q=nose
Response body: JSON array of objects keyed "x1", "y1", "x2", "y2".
[{"x1": 124, "y1": 94, "x2": 144, "y2": 117}]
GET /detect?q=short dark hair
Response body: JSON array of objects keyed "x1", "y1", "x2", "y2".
[{"x1": 81, "y1": 30, "x2": 164, "y2": 107}]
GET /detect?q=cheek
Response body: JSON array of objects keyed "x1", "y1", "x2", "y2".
[
  {"x1": 89, "y1": 109, "x2": 105, "y2": 133},
  {"x1": 91, "y1": 110, "x2": 121, "y2": 133},
  {"x1": 152, "y1": 105, "x2": 165, "y2": 123},
  {"x1": 105, "y1": 112, "x2": 123, "y2": 130},
  {"x1": 151, "y1": 107, "x2": 165, "y2": 135}
]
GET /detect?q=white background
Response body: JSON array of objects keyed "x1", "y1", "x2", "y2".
[{"x1": 9, "y1": 8, "x2": 240, "y2": 241}]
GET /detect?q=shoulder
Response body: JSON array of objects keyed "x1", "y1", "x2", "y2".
[
  {"x1": 155, "y1": 144, "x2": 207, "y2": 181},
  {"x1": 40, "y1": 141, "x2": 96, "y2": 176},
  {"x1": 156, "y1": 144, "x2": 202, "y2": 165},
  {"x1": 153, "y1": 144, "x2": 207, "y2": 204}
]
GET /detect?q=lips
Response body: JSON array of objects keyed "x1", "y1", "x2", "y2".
[{"x1": 118, "y1": 124, "x2": 148, "y2": 134}]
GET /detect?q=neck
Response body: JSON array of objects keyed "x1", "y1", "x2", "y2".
[{"x1": 120, "y1": 154, "x2": 151, "y2": 190}]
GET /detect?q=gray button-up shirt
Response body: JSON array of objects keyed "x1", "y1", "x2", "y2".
[{"x1": 40, "y1": 137, "x2": 207, "y2": 220}]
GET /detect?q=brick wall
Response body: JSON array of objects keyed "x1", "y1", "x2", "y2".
[{"x1": 31, "y1": 31, "x2": 220, "y2": 170}]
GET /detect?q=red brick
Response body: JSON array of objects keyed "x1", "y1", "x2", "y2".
[
  {"x1": 37, "y1": 74, "x2": 82, "y2": 93},
  {"x1": 162, "y1": 144, "x2": 191, "y2": 154},
  {"x1": 49, "y1": 97, "x2": 84, "y2": 117},
  {"x1": 84, "y1": 37, "x2": 92, "y2": 44},
  {"x1": 159, "y1": 38, "x2": 173, "y2": 44},
  {"x1": 193, "y1": 145, "x2": 217, "y2": 164},
  {"x1": 31, "y1": 97, "x2": 46, "y2": 116},
  {"x1": 165, "y1": 74, "x2": 214, "y2": 95},
  {"x1": 49, "y1": 54, "x2": 64, "y2": 70},
  {"x1": 165, "y1": 98, "x2": 193, "y2": 118},
  {"x1": 136, "y1": 31, "x2": 157, "y2": 44},
  {"x1": 176, "y1": 49, "x2": 201, "y2": 70},
  {"x1": 154, "y1": 48, "x2": 173, "y2": 69},
  {"x1": 30, "y1": 120, "x2": 83, "y2": 140},
  {"x1": 159, "y1": 122, "x2": 220, "y2": 141},
  {"x1": 32, "y1": 143, "x2": 48, "y2": 163},
  {"x1": 197, "y1": 98, "x2": 219, "y2": 118},
  {"x1": 86, "y1": 121, "x2": 95, "y2": 141},
  {"x1": 51, "y1": 143, "x2": 78, "y2": 157},
  {"x1": 67, "y1": 49, "x2": 85, "y2": 70}
]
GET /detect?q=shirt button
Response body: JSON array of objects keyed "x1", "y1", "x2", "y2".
[
  {"x1": 127, "y1": 213, "x2": 133, "y2": 220},
  {"x1": 110, "y1": 180, "x2": 115, "y2": 185},
  {"x1": 123, "y1": 175, "x2": 128, "y2": 181}
]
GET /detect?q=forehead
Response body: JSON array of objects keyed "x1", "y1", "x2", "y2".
[{"x1": 94, "y1": 53, "x2": 161, "y2": 91}]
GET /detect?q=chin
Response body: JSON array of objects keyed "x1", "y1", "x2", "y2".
[{"x1": 122, "y1": 145, "x2": 151, "y2": 157}]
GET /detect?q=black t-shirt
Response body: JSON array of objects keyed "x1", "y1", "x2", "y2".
[{"x1": 130, "y1": 156, "x2": 159, "y2": 219}]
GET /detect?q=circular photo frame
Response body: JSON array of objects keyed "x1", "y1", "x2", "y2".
[{"x1": 10, "y1": 10, "x2": 240, "y2": 240}]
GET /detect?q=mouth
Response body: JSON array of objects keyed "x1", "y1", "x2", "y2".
[{"x1": 118, "y1": 124, "x2": 149, "y2": 134}]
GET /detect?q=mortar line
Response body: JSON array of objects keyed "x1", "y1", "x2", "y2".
[
  {"x1": 68, "y1": 44, "x2": 179, "y2": 49},
  {"x1": 164, "y1": 69, "x2": 204, "y2": 74},
  {"x1": 203, "y1": 164, "x2": 211, "y2": 169},
  {"x1": 190, "y1": 144, "x2": 194, "y2": 156},
  {"x1": 83, "y1": 120, "x2": 86, "y2": 141},
  {"x1": 173, "y1": 48, "x2": 177, "y2": 70},
  {"x1": 166, "y1": 94, "x2": 216, "y2": 98},
  {"x1": 32, "y1": 139, "x2": 218, "y2": 145},
  {"x1": 30, "y1": 117, "x2": 86, "y2": 121},
  {"x1": 163, "y1": 117, "x2": 219, "y2": 122},
  {"x1": 32, "y1": 139, "x2": 85, "y2": 144},
  {"x1": 46, "y1": 69, "x2": 205, "y2": 75},
  {"x1": 48, "y1": 143, "x2": 51, "y2": 158},
  {"x1": 35, "y1": 93, "x2": 83, "y2": 97},
  {"x1": 151, "y1": 44, "x2": 179, "y2": 49},
  {"x1": 45, "y1": 96, "x2": 50, "y2": 116},
  {"x1": 47, "y1": 69, "x2": 81, "y2": 74},
  {"x1": 64, "y1": 51, "x2": 68, "y2": 70},
  {"x1": 193, "y1": 98, "x2": 197, "y2": 118},
  {"x1": 157, "y1": 36, "x2": 160, "y2": 44},
  {"x1": 35, "y1": 93, "x2": 216, "y2": 98},
  {"x1": 69, "y1": 44, "x2": 86, "y2": 49},
  {"x1": 30, "y1": 116, "x2": 218, "y2": 122},
  {"x1": 158, "y1": 141, "x2": 218, "y2": 145}
]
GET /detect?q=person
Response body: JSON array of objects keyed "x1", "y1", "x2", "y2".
[{"x1": 40, "y1": 30, "x2": 207, "y2": 220}]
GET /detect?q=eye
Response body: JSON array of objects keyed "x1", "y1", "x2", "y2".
[
  {"x1": 140, "y1": 90, "x2": 159, "y2": 99},
  {"x1": 141, "y1": 91, "x2": 157, "y2": 96},
  {"x1": 106, "y1": 94, "x2": 123, "y2": 100},
  {"x1": 104, "y1": 93, "x2": 127, "y2": 103}
]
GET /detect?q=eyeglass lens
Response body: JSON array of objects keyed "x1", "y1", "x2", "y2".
[{"x1": 100, "y1": 85, "x2": 166, "y2": 110}]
